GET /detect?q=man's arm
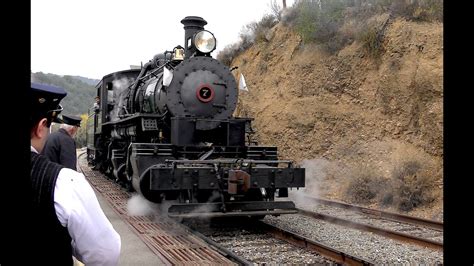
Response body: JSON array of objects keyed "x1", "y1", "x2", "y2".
[{"x1": 54, "y1": 168, "x2": 121, "y2": 266}]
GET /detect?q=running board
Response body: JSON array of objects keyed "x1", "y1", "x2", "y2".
[
  {"x1": 168, "y1": 209, "x2": 297, "y2": 219},
  {"x1": 168, "y1": 201, "x2": 297, "y2": 218}
]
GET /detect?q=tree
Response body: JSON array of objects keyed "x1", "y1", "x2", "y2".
[
  {"x1": 270, "y1": 0, "x2": 282, "y2": 20},
  {"x1": 75, "y1": 113, "x2": 90, "y2": 148}
]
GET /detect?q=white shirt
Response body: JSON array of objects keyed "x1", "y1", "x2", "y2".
[{"x1": 31, "y1": 146, "x2": 121, "y2": 265}]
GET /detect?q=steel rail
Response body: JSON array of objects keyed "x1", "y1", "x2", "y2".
[
  {"x1": 298, "y1": 194, "x2": 443, "y2": 231},
  {"x1": 297, "y1": 208, "x2": 443, "y2": 251},
  {"x1": 258, "y1": 221, "x2": 374, "y2": 266}
]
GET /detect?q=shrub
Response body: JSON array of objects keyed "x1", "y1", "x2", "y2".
[
  {"x1": 392, "y1": 160, "x2": 421, "y2": 180},
  {"x1": 357, "y1": 23, "x2": 385, "y2": 58},
  {"x1": 219, "y1": 0, "x2": 442, "y2": 65},
  {"x1": 294, "y1": 1, "x2": 318, "y2": 44},
  {"x1": 390, "y1": 160, "x2": 435, "y2": 211},
  {"x1": 345, "y1": 166, "x2": 384, "y2": 204},
  {"x1": 281, "y1": 4, "x2": 300, "y2": 26},
  {"x1": 217, "y1": 43, "x2": 241, "y2": 67},
  {"x1": 397, "y1": 173, "x2": 433, "y2": 211},
  {"x1": 385, "y1": 144, "x2": 439, "y2": 211},
  {"x1": 389, "y1": 0, "x2": 443, "y2": 22},
  {"x1": 75, "y1": 113, "x2": 89, "y2": 148},
  {"x1": 270, "y1": 0, "x2": 283, "y2": 21},
  {"x1": 290, "y1": 0, "x2": 353, "y2": 53},
  {"x1": 250, "y1": 14, "x2": 279, "y2": 43},
  {"x1": 285, "y1": 0, "x2": 441, "y2": 55},
  {"x1": 216, "y1": 14, "x2": 277, "y2": 66}
]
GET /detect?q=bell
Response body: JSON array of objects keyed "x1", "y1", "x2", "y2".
[{"x1": 173, "y1": 48, "x2": 184, "y2": 61}]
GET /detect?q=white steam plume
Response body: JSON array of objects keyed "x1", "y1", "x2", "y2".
[
  {"x1": 291, "y1": 158, "x2": 330, "y2": 204},
  {"x1": 127, "y1": 194, "x2": 157, "y2": 216}
]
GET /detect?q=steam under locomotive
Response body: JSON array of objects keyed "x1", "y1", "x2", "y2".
[{"x1": 86, "y1": 16, "x2": 305, "y2": 218}]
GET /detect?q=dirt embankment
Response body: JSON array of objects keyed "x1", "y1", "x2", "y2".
[{"x1": 232, "y1": 17, "x2": 443, "y2": 220}]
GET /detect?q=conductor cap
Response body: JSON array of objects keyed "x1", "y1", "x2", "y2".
[
  {"x1": 30, "y1": 82, "x2": 67, "y2": 124},
  {"x1": 61, "y1": 114, "x2": 82, "y2": 127}
]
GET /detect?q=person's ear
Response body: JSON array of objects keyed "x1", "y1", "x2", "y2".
[{"x1": 34, "y1": 118, "x2": 49, "y2": 138}]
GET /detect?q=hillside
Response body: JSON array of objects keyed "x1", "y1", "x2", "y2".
[
  {"x1": 231, "y1": 17, "x2": 443, "y2": 220},
  {"x1": 31, "y1": 72, "x2": 99, "y2": 116}
]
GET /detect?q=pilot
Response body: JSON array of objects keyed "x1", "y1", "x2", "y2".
[
  {"x1": 42, "y1": 114, "x2": 82, "y2": 170},
  {"x1": 29, "y1": 82, "x2": 121, "y2": 265}
]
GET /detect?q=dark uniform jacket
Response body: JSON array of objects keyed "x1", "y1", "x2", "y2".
[{"x1": 42, "y1": 128, "x2": 77, "y2": 170}]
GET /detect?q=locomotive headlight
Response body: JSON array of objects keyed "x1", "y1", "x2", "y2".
[{"x1": 194, "y1": 30, "x2": 216, "y2": 53}]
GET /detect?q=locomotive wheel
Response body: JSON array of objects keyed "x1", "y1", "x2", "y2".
[
  {"x1": 104, "y1": 163, "x2": 114, "y2": 179},
  {"x1": 98, "y1": 162, "x2": 107, "y2": 174},
  {"x1": 113, "y1": 164, "x2": 127, "y2": 183},
  {"x1": 124, "y1": 173, "x2": 135, "y2": 192}
]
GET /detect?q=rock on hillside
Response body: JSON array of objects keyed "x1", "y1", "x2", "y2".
[{"x1": 232, "y1": 17, "x2": 443, "y2": 220}]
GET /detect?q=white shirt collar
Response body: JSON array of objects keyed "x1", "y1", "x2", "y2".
[{"x1": 31, "y1": 146, "x2": 38, "y2": 154}]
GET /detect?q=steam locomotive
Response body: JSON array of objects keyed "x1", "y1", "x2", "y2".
[{"x1": 86, "y1": 16, "x2": 305, "y2": 218}]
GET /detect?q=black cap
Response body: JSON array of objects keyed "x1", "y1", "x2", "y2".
[
  {"x1": 61, "y1": 115, "x2": 82, "y2": 127},
  {"x1": 31, "y1": 82, "x2": 67, "y2": 124}
]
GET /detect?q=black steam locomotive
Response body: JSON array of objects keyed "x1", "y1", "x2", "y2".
[{"x1": 86, "y1": 16, "x2": 305, "y2": 218}]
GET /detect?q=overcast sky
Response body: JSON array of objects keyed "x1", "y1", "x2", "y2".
[{"x1": 31, "y1": 0, "x2": 295, "y2": 79}]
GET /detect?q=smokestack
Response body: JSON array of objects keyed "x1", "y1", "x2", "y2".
[{"x1": 181, "y1": 16, "x2": 207, "y2": 58}]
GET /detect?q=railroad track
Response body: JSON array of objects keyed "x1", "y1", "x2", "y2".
[
  {"x1": 295, "y1": 194, "x2": 443, "y2": 230},
  {"x1": 258, "y1": 220, "x2": 373, "y2": 265},
  {"x1": 182, "y1": 217, "x2": 373, "y2": 265},
  {"x1": 77, "y1": 153, "x2": 247, "y2": 265},
  {"x1": 285, "y1": 194, "x2": 443, "y2": 250},
  {"x1": 296, "y1": 208, "x2": 442, "y2": 250}
]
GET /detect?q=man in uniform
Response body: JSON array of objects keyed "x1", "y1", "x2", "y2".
[
  {"x1": 29, "y1": 82, "x2": 121, "y2": 265},
  {"x1": 93, "y1": 95, "x2": 100, "y2": 113},
  {"x1": 42, "y1": 114, "x2": 82, "y2": 170}
]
